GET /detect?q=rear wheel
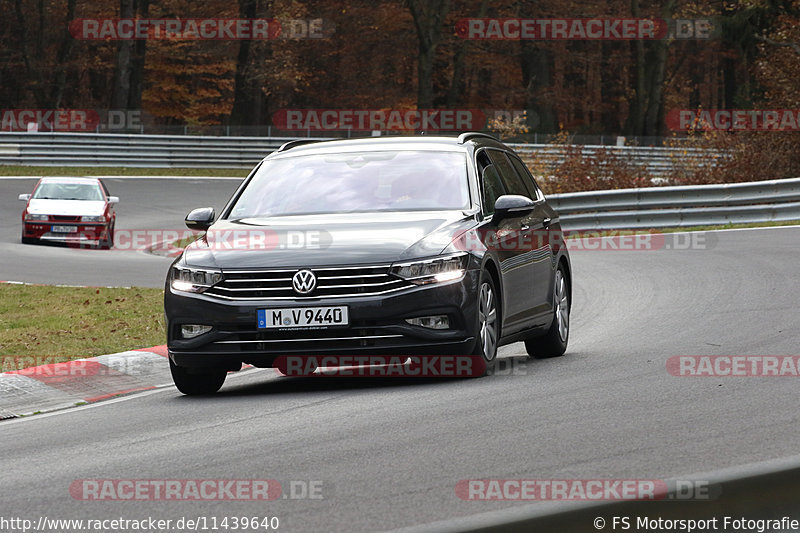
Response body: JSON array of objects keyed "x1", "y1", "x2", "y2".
[
  {"x1": 525, "y1": 264, "x2": 569, "y2": 358},
  {"x1": 472, "y1": 273, "x2": 499, "y2": 374},
  {"x1": 169, "y1": 358, "x2": 226, "y2": 395}
]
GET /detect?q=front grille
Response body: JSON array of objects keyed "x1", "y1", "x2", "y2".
[
  {"x1": 52, "y1": 215, "x2": 80, "y2": 222},
  {"x1": 206, "y1": 264, "x2": 414, "y2": 300}
]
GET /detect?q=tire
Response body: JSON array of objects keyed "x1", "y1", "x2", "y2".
[
  {"x1": 169, "y1": 358, "x2": 227, "y2": 395},
  {"x1": 99, "y1": 223, "x2": 114, "y2": 250},
  {"x1": 525, "y1": 264, "x2": 569, "y2": 359},
  {"x1": 472, "y1": 272, "x2": 500, "y2": 374},
  {"x1": 21, "y1": 234, "x2": 35, "y2": 244}
]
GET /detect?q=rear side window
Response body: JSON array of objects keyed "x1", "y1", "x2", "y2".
[
  {"x1": 509, "y1": 154, "x2": 544, "y2": 201},
  {"x1": 487, "y1": 149, "x2": 531, "y2": 198},
  {"x1": 477, "y1": 150, "x2": 506, "y2": 216}
]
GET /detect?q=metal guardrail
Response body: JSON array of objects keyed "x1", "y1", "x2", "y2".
[
  {"x1": 0, "y1": 132, "x2": 327, "y2": 168},
  {"x1": 549, "y1": 177, "x2": 800, "y2": 230},
  {"x1": 0, "y1": 133, "x2": 719, "y2": 174}
]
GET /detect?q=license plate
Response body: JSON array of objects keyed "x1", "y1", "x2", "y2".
[
  {"x1": 258, "y1": 306, "x2": 349, "y2": 329},
  {"x1": 51, "y1": 225, "x2": 78, "y2": 233}
]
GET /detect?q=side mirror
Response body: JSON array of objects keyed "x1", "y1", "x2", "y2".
[
  {"x1": 107, "y1": 196, "x2": 120, "y2": 204},
  {"x1": 493, "y1": 194, "x2": 536, "y2": 221},
  {"x1": 185, "y1": 207, "x2": 215, "y2": 231},
  {"x1": 18, "y1": 194, "x2": 31, "y2": 201}
]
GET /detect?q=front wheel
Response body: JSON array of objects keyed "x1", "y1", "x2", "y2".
[
  {"x1": 525, "y1": 264, "x2": 569, "y2": 358},
  {"x1": 472, "y1": 273, "x2": 500, "y2": 373},
  {"x1": 169, "y1": 358, "x2": 227, "y2": 395},
  {"x1": 98, "y1": 223, "x2": 114, "y2": 250}
]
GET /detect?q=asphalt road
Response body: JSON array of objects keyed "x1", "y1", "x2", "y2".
[
  {"x1": 2, "y1": 219, "x2": 800, "y2": 531},
  {"x1": 0, "y1": 177, "x2": 243, "y2": 287}
]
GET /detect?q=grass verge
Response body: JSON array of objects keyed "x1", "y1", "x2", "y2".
[
  {"x1": 0, "y1": 166, "x2": 248, "y2": 177},
  {"x1": 0, "y1": 284, "x2": 164, "y2": 370}
]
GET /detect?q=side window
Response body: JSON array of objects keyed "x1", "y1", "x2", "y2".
[
  {"x1": 487, "y1": 149, "x2": 530, "y2": 198},
  {"x1": 477, "y1": 150, "x2": 506, "y2": 216},
  {"x1": 509, "y1": 154, "x2": 543, "y2": 201}
]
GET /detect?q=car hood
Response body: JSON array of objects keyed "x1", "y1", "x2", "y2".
[
  {"x1": 27, "y1": 199, "x2": 106, "y2": 216},
  {"x1": 181, "y1": 211, "x2": 478, "y2": 269}
]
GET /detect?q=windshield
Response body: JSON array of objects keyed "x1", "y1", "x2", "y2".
[
  {"x1": 32, "y1": 182, "x2": 104, "y2": 201},
  {"x1": 227, "y1": 150, "x2": 470, "y2": 218}
]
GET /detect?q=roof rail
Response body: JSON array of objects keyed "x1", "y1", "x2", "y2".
[
  {"x1": 457, "y1": 132, "x2": 498, "y2": 144},
  {"x1": 276, "y1": 139, "x2": 321, "y2": 152}
]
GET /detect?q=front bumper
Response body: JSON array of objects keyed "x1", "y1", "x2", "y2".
[
  {"x1": 165, "y1": 270, "x2": 480, "y2": 369},
  {"x1": 23, "y1": 222, "x2": 110, "y2": 245}
]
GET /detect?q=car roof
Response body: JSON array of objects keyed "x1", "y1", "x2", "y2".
[
  {"x1": 266, "y1": 133, "x2": 508, "y2": 159},
  {"x1": 37, "y1": 177, "x2": 102, "y2": 185}
]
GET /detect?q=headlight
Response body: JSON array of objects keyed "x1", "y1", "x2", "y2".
[
  {"x1": 81, "y1": 215, "x2": 106, "y2": 223},
  {"x1": 170, "y1": 265, "x2": 223, "y2": 293},
  {"x1": 24, "y1": 213, "x2": 48, "y2": 221},
  {"x1": 391, "y1": 253, "x2": 469, "y2": 285}
]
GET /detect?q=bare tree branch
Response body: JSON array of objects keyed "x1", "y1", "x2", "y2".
[{"x1": 754, "y1": 34, "x2": 800, "y2": 55}]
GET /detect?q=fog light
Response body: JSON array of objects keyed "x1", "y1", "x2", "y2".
[
  {"x1": 181, "y1": 324, "x2": 212, "y2": 339},
  {"x1": 405, "y1": 315, "x2": 449, "y2": 329}
]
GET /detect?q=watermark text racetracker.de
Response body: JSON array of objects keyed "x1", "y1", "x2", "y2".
[
  {"x1": 73, "y1": 228, "x2": 331, "y2": 253},
  {"x1": 456, "y1": 478, "x2": 717, "y2": 501},
  {"x1": 0, "y1": 109, "x2": 145, "y2": 132},
  {"x1": 454, "y1": 229, "x2": 713, "y2": 253},
  {"x1": 667, "y1": 356, "x2": 800, "y2": 377},
  {"x1": 274, "y1": 355, "x2": 528, "y2": 378},
  {"x1": 2, "y1": 355, "x2": 155, "y2": 376},
  {"x1": 455, "y1": 18, "x2": 717, "y2": 40},
  {"x1": 69, "y1": 479, "x2": 323, "y2": 501},
  {"x1": 667, "y1": 109, "x2": 800, "y2": 131},
  {"x1": 69, "y1": 18, "x2": 332, "y2": 40},
  {"x1": 272, "y1": 109, "x2": 485, "y2": 132}
]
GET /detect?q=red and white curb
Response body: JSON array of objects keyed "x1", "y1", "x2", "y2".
[{"x1": 0, "y1": 345, "x2": 172, "y2": 420}]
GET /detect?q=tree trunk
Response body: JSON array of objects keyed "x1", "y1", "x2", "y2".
[
  {"x1": 407, "y1": 0, "x2": 450, "y2": 108},
  {"x1": 518, "y1": 0, "x2": 557, "y2": 133},
  {"x1": 230, "y1": 0, "x2": 271, "y2": 128},
  {"x1": 51, "y1": 0, "x2": 79, "y2": 108},
  {"x1": 626, "y1": 0, "x2": 646, "y2": 135},
  {"x1": 628, "y1": 0, "x2": 674, "y2": 137},
  {"x1": 520, "y1": 42, "x2": 558, "y2": 133},
  {"x1": 14, "y1": 0, "x2": 46, "y2": 106},
  {"x1": 445, "y1": 0, "x2": 487, "y2": 107},
  {"x1": 127, "y1": 0, "x2": 150, "y2": 110},
  {"x1": 110, "y1": 0, "x2": 135, "y2": 109}
]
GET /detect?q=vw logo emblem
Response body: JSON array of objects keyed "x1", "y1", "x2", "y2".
[{"x1": 292, "y1": 269, "x2": 316, "y2": 294}]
